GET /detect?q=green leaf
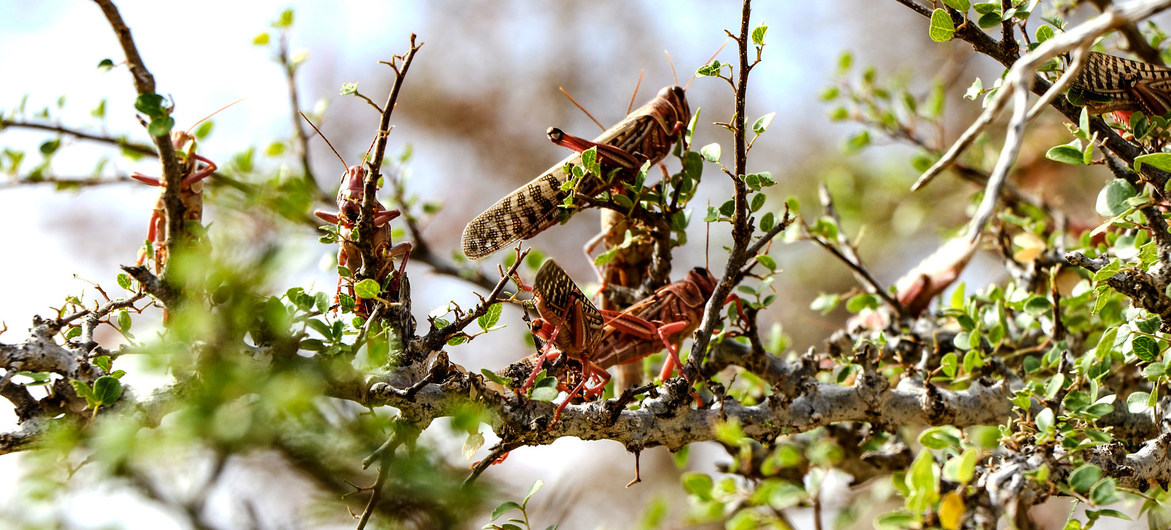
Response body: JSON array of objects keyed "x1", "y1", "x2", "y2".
[
  {"x1": 751, "y1": 24, "x2": 768, "y2": 46},
  {"x1": 275, "y1": 8, "x2": 294, "y2": 28},
  {"x1": 92, "y1": 375, "x2": 123, "y2": 406},
  {"x1": 943, "y1": 0, "x2": 970, "y2": 11},
  {"x1": 523, "y1": 479, "x2": 544, "y2": 507},
  {"x1": 134, "y1": 93, "x2": 167, "y2": 118},
  {"x1": 810, "y1": 293, "x2": 840, "y2": 314},
  {"x1": 1126, "y1": 391, "x2": 1151, "y2": 413},
  {"x1": 93, "y1": 355, "x2": 112, "y2": 373},
  {"x1": 681, "y1": 472, "x2": 714, "y2": 501},
  {"x1": 700, "y1": 143, "x2": 721, "y2": 163},
  {"x1": 491, "y1": 501, "x2": 521, "y2": 521},
  {"x1": 844, "y1": 130, "x2": 870, "y2": 153},
  {"x1": 754, "y1": 254, "x2": 777, "y2": 271},
  {"x1": 1035, "y1": 407, "x2": 1055, "y2": 438},
  {"x1": 1069, "y1": 464, "x2": 1101, "y2": 493},
  {"x1": 480, "y1": 369, "x2": 510, "y2": 385},
  {"x1": 1045, "y1": 145, "x2": 1086, "y2": 165},
  {"x1": 1089, "y1": 478, "x2": 1119, "y2": 505},
  {"x1": 1132, "y1": 335, "x2": 1159, "y2": 362},
  {"x1": 116, "y1": 309, "x2": 132, "y2": 333},
  {"x1": 1134, "y1": 152, "x2": 1171, "y2": 173},
  {"x1": 929, "y1": 9, "x2": 956, "y2": 42},
  {"x1": 478, "y1": 302, "x2": 503, "y2": 331},
  {"x1": 252, "y1": 32, "x2": 270, "y2": 46},
  {"x1": 1023, "y1": 295, "x2": 1051, "y2": 316},
  {"x1": 752, "y1": 112, "x2": 776, "y2": 134},
  {"x1": 845, "y1": 293, "x2": 880, "y2": 313},
  {"x1": 70, "y1": 380, "x2": 97, "y2": 407},
  {"x1": 147, "y1": 117, "x2": 175, "y2": 137},
  {"x1": 1095, "y1": 179, "x2": 1137, "y2": 217},
  {"x1": 354, "y1": 279, "x2": 380, "y2": 299},
  {"x1": 941, "y1": 352, "x2": 958, "y2": 377},
  {"x1": 116, "y1": 273, "x2": 132, "y2": 290},
  {"x1": 1035, "y1": 25, "x2": 1054, "y2": 43},
  {"x1": 696, "y1": 60, "x2": 721, "y2": 77}
]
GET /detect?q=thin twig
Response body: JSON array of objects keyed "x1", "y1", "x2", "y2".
[
  {"x1": 0, "y1": 119, "x2": 156, "y2": 156},
  {"x1": 92, "y1": 0, "x2": 184, "y2": 280},
  {"x1": 690, "y1": 0, "x2": 756, "y2": 372}
]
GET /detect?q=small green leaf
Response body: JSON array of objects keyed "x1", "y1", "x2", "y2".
[
  {"x1": 681, "y1": 472, "x2": 714, "y2": 501},
  {"x1": 810, "y1": 293, "x2": 840, "y2": 314},
  {"x1": 113, "y1": 310, "x2": 131, "y2": 336},
  {"x1": 929, "y1": 9, "x2": 956, "y2": 42},
  {"x1": 1095, "y1": 179, "x2": 1137, "y2": 217},
  {"x1": 1089, "y1": 478, "x2": 1119, "y2": 505},
  {"x1": 491, "y1": 501, "x2": 521, "y2": 521},
  {"x1": 1045, "y1": 145, "x2": 1086, "y2": 165},
  {"x1": 1126, "y1": 391, "x2": 1151, "y2": 413},
  {"x1": 523, "y1": 479, "x2": 544, "y2": 507},
  {"x1": 97, "y1": 58, "x2": 115, "y2": 71},
  {"x1": 700, "y1": 143, "x2": 721, "y2": 163},
  {"x1": 147, "y1": 117, "x2": 175, "y2": 137},
  {"x1": 1035, "y1": 25, "x2": 1054, "y2": 43},
  {"x1": 252, "y1": 33, "x2": 270, "y2": 46},
  {"x1": 70, "y1": 380, "x2": 97, "y2": 407},
  {"x1": 752, "y1": 112, "x2": 776, "y2": 134},
  {"x1": 751, "y1": 24, "x2": 768, "y2": 46},
  {"x1": 134, "y1": 93, "x2": 167, "y2": 118},
  {"x1": 354, "y1": 279, "x2": 381, "y2": 299},
  {"x1": 1035, "y1": 407, "x2": 1055, "y2": 438},
  {"x1": 478, "y1": 302, "x2": 503, "y2": 331},
  {"x1": 275, "y1": 8, "x2": 294, "y2": 28},
  {"x1": 1134, "y1": 152, "x2": 1171, "y2": 173},
  {"x1": 1069, "y1": 464, "x2": 1101, "y2": 493},
  {"x1": 943, "y1": 0, "x2": 970, "y2": 11},
  {"x1": 92, "y1": 376, "x2": 123, "y2": 406},
  {"x1": 1132, "y1": 336, "x2": 1159, "y2": 362},
  {"x1": 941, "y1": 352, "x2": 958, "y2": 377},
  {"x1": 116, "y1": 273, "x2": 132, "y2": 290}
]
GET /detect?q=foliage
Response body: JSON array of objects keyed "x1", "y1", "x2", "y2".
[{"x1": 1, "y1": 1, "x2": 1171, "y2": 529}]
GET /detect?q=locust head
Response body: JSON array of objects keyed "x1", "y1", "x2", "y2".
[
  {"x1": 647, "y1": 85, "x2": 691, "y2": 139},
  {"x1": 336, "y1": 165, "x2": 368, "y2": 224}
]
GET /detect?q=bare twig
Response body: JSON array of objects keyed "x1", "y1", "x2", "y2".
[{"x1": 0, "y1": 119, "x2": 156, "y2": 156}]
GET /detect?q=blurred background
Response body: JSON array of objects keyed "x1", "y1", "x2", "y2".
[{"x1": 0, "y1": 0, "x2": 1121, "y2": 528}]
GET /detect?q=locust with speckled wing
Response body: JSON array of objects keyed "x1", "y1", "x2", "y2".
[
  {"x1": 460, "y1": 85, "x2": 690, "y2": 260},
  {"x1": 1071, "y1": 52, "x2": 1171, "y2": 116}
]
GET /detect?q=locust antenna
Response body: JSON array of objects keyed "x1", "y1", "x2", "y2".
[
  {"x1": 558, "y1": 87, "x2": 605, "y2": 132},
  {"x1": 683, "y1": 40, "x2": 730, "y2": 91},
  {"x1": 664, "y1": 50, "x2": 679, "y2": 87},
  {"x1": 626, "y1": 69, "x2": 645, "y2": 115},
  {"x1": 185, "y1": 97, "x2": 247, "y2": 136},
  {"x1": 299, "y1": 111, "x2": 349, "y2": 174}
]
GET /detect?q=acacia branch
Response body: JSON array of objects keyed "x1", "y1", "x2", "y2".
[
  {"x1": 691, "y1": 0, "x2": 757, "y2": 374},
  {"x1": 92, "y1": 0, "x2": 186, "y2": 281}
]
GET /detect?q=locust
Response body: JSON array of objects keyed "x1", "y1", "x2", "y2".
[
  {"x1": 314, "y1": 165, "x2": 412, "y2": 316},
  {"x1": 460, "y1": 85, "x2": 690, "y2": 260},
  {"x1": 518, "y1": 259, "x2": 609, "y2": 422},
  {"x1": 131, "y1": 133, "x2": 215, "y2": 272},
  {"x1": 509, "y1": 262, "x2": 742, "y2": 419},
  {"x1": 1070, "y1": 51, "x2": 1171, "y2": 118}
]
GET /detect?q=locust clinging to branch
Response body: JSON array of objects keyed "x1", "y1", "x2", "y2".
[{"x1": 460, "y1": 85, "x2": 691, "y2": 260}]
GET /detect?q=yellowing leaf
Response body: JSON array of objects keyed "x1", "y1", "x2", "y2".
[
  {"x1": 1012, "y1": 232, "x2": 1046, "y2": 263},
  {"x1": 939, "y1": 491, "x2": 965, "y2": 529}
]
